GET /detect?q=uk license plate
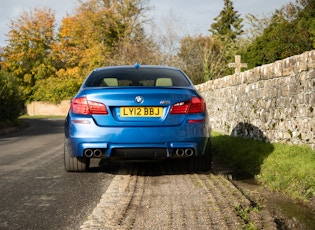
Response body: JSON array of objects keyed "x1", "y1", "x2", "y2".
[{"x1": 120, "y1": 107, "x2": 162, "y2": 117}]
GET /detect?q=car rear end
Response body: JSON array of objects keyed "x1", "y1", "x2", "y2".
[{"x1": 64, "y1": 65, "x2": 211, "y2": 172}]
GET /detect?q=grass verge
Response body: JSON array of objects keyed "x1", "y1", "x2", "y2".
[{"x1": 211, "y1": 131, "x2": 315, "y2": 202}]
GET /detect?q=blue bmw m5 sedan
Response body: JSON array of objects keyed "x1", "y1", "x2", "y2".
[{"x1": 64, "y1": 64, "x2": 211, "y2": 172}]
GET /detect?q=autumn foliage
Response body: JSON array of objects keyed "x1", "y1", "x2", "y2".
[
  {"x1": 0, "y1": 0, "x2": 160, "y2": 104},
  {"x1": 0, "y1": 0, "x2": 314, "y2": 108}
]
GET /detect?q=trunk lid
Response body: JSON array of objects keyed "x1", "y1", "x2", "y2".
[{"x1": 83, "y1": 87, "x2": 199, "y2": 127}]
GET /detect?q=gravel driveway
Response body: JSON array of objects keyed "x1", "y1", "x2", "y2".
[{"x1": 80, "y1": 162, "x2": 277, "y2": 230}]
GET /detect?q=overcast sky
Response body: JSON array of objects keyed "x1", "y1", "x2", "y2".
[{"x1": 0, "y1": 0, "x2": 292, "y2": 47}]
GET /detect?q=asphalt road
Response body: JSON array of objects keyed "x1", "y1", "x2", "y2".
[
  {"x1": 0, "y1": 119, "x2": 115, "y2": 230},
  {"x1": 2, "y1": 119, "x2": 306, "y2": 229}
]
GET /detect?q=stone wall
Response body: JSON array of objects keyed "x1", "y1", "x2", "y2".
[
  {"x1": 26, "y1": 100, "x2": 70, "y2": 116},
  {"x1": 196, "y1": 50, "x2": 315, "y2": 149}
]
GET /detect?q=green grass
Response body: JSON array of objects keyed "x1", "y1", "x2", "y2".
[
  {"x1": 211, "y1": 131, "x2": 315, "y2": 202},
  {"x1": 234, "y1": 204, "x2": 260, "y2": 230}
]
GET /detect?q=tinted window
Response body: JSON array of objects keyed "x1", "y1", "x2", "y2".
[{"x1": 84, "y1": 68, "x2": 191, "y2": 87}]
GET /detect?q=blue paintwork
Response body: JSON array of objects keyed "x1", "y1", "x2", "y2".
[{"x1": 64, "y1": 65, "x2": 210, "y2": 161}]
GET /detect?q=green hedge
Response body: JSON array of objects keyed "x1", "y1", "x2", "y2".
[{"x1": 0, "y1": 71, "x2": 24, "y2": 121}]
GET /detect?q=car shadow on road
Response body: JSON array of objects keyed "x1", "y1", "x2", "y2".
[
  {"x1": 0, "y1": 118, "x2": 65, "y2": 138},
  {"x1": 89, "y1": 159, "x2": 214, "y2": 176},
  {"x1": 89, "y1": 122, "x2": 274, "y2": 177}
]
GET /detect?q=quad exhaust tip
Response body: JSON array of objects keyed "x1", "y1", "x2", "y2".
[
  {"x1": 94, "y1": 149, "x2": 102, "y2": 158},
  {"x1": 185, "y1": 148, "x2": 194, "y2": 157},
  {"x1": 84, "y1": 149, "x2": 103, "y2": 158},
  {"x1": 84, "y1": 149, "x2": 94, "y2": 158},
  {"x1": 175, "y1": 148, "x2": 194, "y2": 157}
]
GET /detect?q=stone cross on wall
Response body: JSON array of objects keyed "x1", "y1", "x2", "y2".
[{"x1": 228, "y1": 55, "x2": 247, "y2": 74}]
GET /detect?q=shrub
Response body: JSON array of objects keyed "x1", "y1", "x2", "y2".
[
  {"x1": 0, "y1": 71, "x2": 23, "y2": 121},
  {"x1": 32, "y1": 76, "x2": 81, "y2": 104}
]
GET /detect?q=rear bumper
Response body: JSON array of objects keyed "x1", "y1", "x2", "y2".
[
  {"x1": 65, "y1": 117, "x2": 210, "y2": 159},
  {"x1": 68, "y1": 140, "x2": 203, "y2": 159}
]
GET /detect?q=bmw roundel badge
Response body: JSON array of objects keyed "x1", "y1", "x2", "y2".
[{"x1": 135, "y1": 96, "x2": 143, "y2": 104}]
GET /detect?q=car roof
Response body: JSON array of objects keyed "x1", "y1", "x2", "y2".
[{"x1": 93, "y1": 64, "x2": 180, "y2": 72}]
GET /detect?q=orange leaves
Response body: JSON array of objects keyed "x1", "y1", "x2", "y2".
[
  {"x1": 2, "y1": 0, "x2": 159, "y2": 103},
  {"x1": 2, "y1": 7, "x2": 56, "y2": 101},
  {"x1": 8, "y1": 7, "x2": 55, "y2": 50}
]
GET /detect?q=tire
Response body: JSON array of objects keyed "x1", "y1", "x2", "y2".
[
  {"x1": 195, "y1": 140, "x2": 212, "y2": 172},
  {"x1": 64, "y1": 140, "x2": 89, "y2": 172},
  {"x1": 200, "y1": 151, "x2": 212, "y2": 172},
  {"x1": 185, "y1": 140, "x2": 212, "y2": 173},
  {"x1": 186, "y1": 157, "x2": 197, "y2": 172}
]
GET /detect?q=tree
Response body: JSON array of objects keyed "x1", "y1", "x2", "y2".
[
  {"x1": 55, "y1": 0, "x2": 158, "y2": 70},
  {"x1": 178, "y1": 35, "x2": 226, "y2": 84},
  {"x1": 152, "y1": 10, "x2": 185, "y2": 66},
  {"x1": 244, "y1": 13, "x2": 274, "y2": 42},
  {"x1": 0, "y1": 70, "x2": 23, "y2": 121},
  {"x1": 209, "y1": 0, "x2": 244, "y2": 41},
  {"x1": 2, "y1": 7, "x2": 57, "y2": 102},
  {"x1": 208, "y1": 0, "x2": 245, "y2": 76},
  {"x1": 110, "y1": 27, "x2": 160, "y2": 65},
  {"x1": 49, "y1": 0, "x2": 161, "y2": 101},
  {"x1": 0, "y1": 0, "x2": 162, "y2": 104},
  {"x1": 244, "y1": 0, "x2": 315, "y2": 68}
]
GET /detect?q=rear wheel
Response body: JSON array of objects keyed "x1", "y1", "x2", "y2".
[
  {"x1": 64, "y1": 140, "x2": 89, "y2": 172},
  {"x1": 201, "y1": 140, "x2": 212, "y2": 171},
  {"x1": 187, "y1": 157, "x2": 198, "y2": 172},
  {"x1": 188, "y1": 141, "x2": 211, "y2": 172}
]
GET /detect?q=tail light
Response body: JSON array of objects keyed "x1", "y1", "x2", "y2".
[
  {"x1": 170, "y1": 101, "x2": 190, "y2": 114},
  {"x1": 71, "y1": 97, "x2": 108, "y2": 115},
  {"x1": 170, "y1": 96, "x2": 205, "y2": 114},
  {"x1": 188, "y1": 97, "x2": 206, "y2": 113}
]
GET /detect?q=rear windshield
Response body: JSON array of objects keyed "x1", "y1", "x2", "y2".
[{"x1": 84, "y1": 68, "x2": 191, "y2": 87}]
